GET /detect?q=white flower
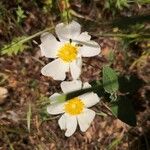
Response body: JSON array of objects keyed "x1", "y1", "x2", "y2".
[
  {"x1": 47, "y1": 80, "x2": 100, "y2": 137},
  {"x1": 40, "y1": 20, "x2": 101, "y2": 81}
]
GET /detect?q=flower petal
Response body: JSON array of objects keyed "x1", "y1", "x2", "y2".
[
  {"x1": 77, "y1": 108, "x2": 95, "y2": 132},
  {"x1": 60, "y1": 80, "x2": 82, "y2": 93},
  {"x1": 49, "y1": 93, "x2": 61, "y2": 104},
  {"x1": 40, "y1": 32, "x2": 60, "y2": 58},
  {"x1": 78, "y1": 92, "x2": 99, "y2": 108},
  {"x1": 55, "y1": 20, "x2": 81, "y2": 41},
  {"x1": 78, "y1": 32, "x2": 91, "y2": 42},
  {"x1": 41, "y1": 59, "x2": 69, "y2": 81},
  {"x1": 79, "y1": 41, "x2": 101, "y2": 57},
  {"x1": 58, "y1": 114, "x2": 66, "y2": 130},
  {"x1": 65, "y1": 114, "x2": 77, "y2": 137},
  {"x1": 83, "y1": 82, "x2": 91, "y2": 89},
  {"x1": 70, "y1": 57, "x2": 82, "y2": 80},
  {"x1": 47, "y1": 102, "x2": 65, "y2": 115}
]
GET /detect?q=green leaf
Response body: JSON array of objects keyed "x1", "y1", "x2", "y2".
[
  {"x1": 90, "y1": 80, "x2": 105, "y2": 97},
  {"x1": 118, "y1": 75, "x2": 143, "y2": 94},
  {"x1": 1, "y1": 36, "x2": 28, "y2": 56},
  {"x1": 110, "y1": 96, "x2": 136, "y2": 126},
  {"x1": 16, "y1": 6, "x2": 26, "y2": 23},
  {"x1": 102, "y1": 66, "x2": 119, "y2": 94}
]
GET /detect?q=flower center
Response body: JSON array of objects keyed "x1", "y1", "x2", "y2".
[
  {"x1": 57, "y1": 43, "x2": 78, "y2": 62},
  {"x1": 64, "y1": 97, "x2": 84, "y2": 115}
]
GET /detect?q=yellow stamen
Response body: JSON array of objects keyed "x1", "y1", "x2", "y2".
[
  {"x1": 57, "y1": 43, "x2": 78, "y2": 62},
  {"x1": 64, "y1": 97, "x2": 84, "y2": 115}
]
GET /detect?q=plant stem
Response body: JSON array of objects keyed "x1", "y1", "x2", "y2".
[
  {"x1": 2, "y1": 27, "x2": 54, "y2": 51},
  {"x1": 94, "y1": 33, "x2": 150, "y2": 39},
  {"x1": 64, "y1": 0, "x2": 70, "y2": 24},
  {"x1": 20, "y1": 27, "x2": 54, "y2": 44},
  {"x1": 55, "y1": 84, "x2": 102, "y2": 103}
]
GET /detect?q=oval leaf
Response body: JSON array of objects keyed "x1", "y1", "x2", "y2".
[
  {"x1": 102, "y1": 66, "x2": 119, "y2": 94},
  {"x1": 110, "y1": 96, "x2": 136, "y2": 126}
]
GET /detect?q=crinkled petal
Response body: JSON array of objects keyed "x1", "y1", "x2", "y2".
[
  {"x1": 79, "y1": 41, "x2": 101, "y2": 57},
  {"x1": 70, "y1": 57, "x2": 82, "y2": 80},
  {"x1": 49, "y1": 93, "x2": 61, "y2": 104},
  {"x1": 60, "y1": 80, "x2": 82, "y2": 93},
  {"x1": 58, "y1": 114, "x2": 66, "y2": 130},
  {"x1": 41, "y1": 59, "x2": 69, "y2": 81},
  {"x1": 55, "y1": 20, "x2": 81, "y2": 41},
  {"x1": 77, "y1": 108, "x2": 95, "y2": 132},
  {"x1": 65, "y1": 114, "x2": 77, "y2": 137},
  {"x1": 40, "y1": 32, "x2": 61, "y2": 58},
  {"x1": 78, "y1": 32, "x2": 91, "y2": 42},
  {"x1": 78, "y1": 92, "x2": 99, "y2": 108},
  {"x1": 47, "y1": 102, "x2": 65, "y2": 115}
]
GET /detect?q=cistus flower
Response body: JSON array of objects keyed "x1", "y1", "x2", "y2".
[
  {"x1": 40, "y1": 20, "x2": 101, "y2": 80},
  {"x1": 47, "y1": 80, "x2": 100, "y2": 137}
]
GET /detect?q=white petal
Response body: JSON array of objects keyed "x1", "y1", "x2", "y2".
[
  {"x1": 60, "y1": 80, "x2": 82, "y2": 93},
  {"x1": 78, "y1": 32, "x2": 91, "y2": 42},
  {"x1": 49, "y1": 93, "x2": 61, "y2": 104},
  {"x1": 70, "y1": 57, "x2": 82, "y2": 80},
  {"x1": 41, "y1": 59, "x2": 69, "y2": 81},
  {"x1": 77, "y1": 108, "x2": 95, "y2": 132},
  {"x1": 40, "y1": 32, "x2": 60, "y2": 58},
  {"x1": 78, "y1": 92, "x2": 99, "y2": 108},
  {"x1": 47, "y1": 102, "x2": 65, "y2": 115},
  {"x1": 65, "y1": 114, "x2": 77, "y2": 137},
  {"x1": 55, "y1": 20, "x2": 81, "y2": 41},
  {"x1": 83, "y1": 82, "x2": 91, "y2": 89},
  {"x1": 58, "y1": 114, "x2": 66, "y2": 130},
  {"x1": 79, "y1": 41, "x2": 101, "y2": 57}
]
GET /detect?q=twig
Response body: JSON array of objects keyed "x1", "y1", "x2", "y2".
[
  {"x1": 31, "y1": 56, "x2": 45, "y2": 65},
  {"x1": 4, "y1": 131, "x2": 15, "y2": 150}
]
